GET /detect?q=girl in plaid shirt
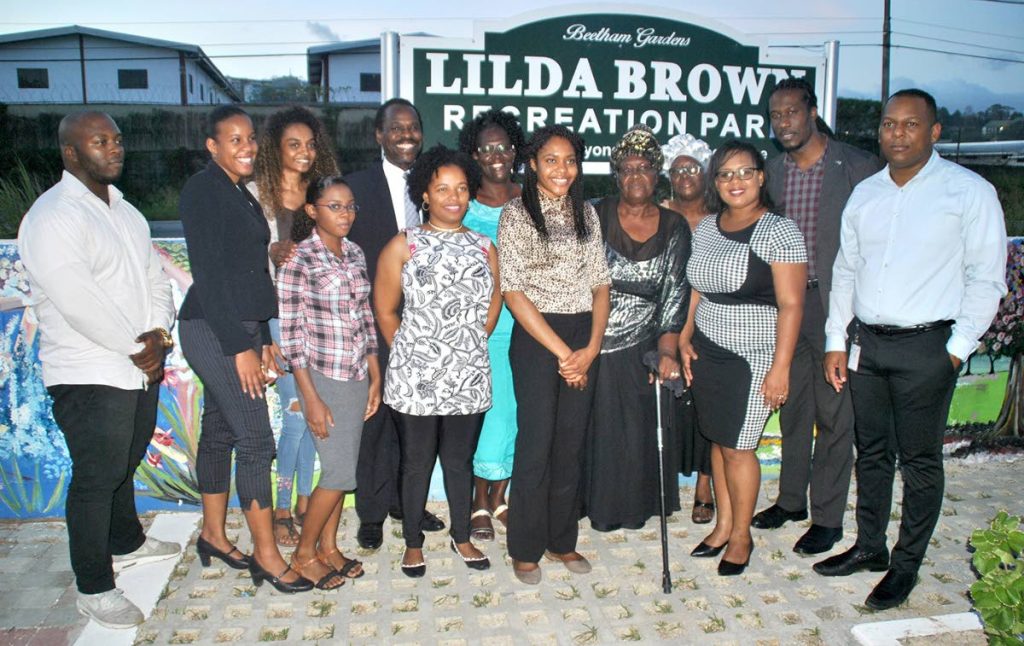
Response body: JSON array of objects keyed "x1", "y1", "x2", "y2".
[{"x1": 277, "y1": 175, "x2": 382, "y2": 589}]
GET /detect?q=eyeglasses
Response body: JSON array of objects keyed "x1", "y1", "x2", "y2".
[
  {"x1": 314, "y1": 202, "x2": 360, "y2": 214},
  {"x1": 618, "y1": 164, "x2": 657, "y2": 177},
  {"x1": 669, "y1": 165, "x2": 703, "y2": 177},
  {"x1": 477, "y1": 143, "x2": 514, "y2": 155},
  {"x1": 714, "y1": 167, "x2": 759, "y2": 183}
]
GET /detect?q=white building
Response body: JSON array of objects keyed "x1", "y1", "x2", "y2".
[
  {"x1": 307, "y1": 39, "x2": 382, "y2": 104},
  {"x1": 0, "y1": 25, "x2": 241, "y2": 105}
]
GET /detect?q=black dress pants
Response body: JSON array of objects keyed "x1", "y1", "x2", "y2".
[
  {"x1": 848, "y1": 321, "x2": 957, "y2": 573},
  {"x1": 507, "y1": 312, "x2": 597, "y2": 563},
  {"x1": 776, "y1": 286, "x2": 855, "y2": 528},
  {"x1": 48, "y1": 382, "x2": 158, "y2": 594},
  {"x1": 396, "y1": 412, "x2": 482, "y2": 548}
]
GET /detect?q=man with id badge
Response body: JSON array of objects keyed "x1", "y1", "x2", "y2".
[{"x1": 811, "y1": 89, "x2": 1007, "y2": 611}]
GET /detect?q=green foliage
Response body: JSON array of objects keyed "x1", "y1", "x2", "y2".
[
  {"x1": 969, "y1": 511, "x2": 1024, "y2": 645},
  {"x1": 975, "y1": 167, "x2": 1024, "y2": 237},
  {"x1": 0, "y1": 159, "x2": 51, "y2": 239}
]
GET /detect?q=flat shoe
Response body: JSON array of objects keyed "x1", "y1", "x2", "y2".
[
  {"x1": 544, "y1": 551, "x2": 591, "y2": 574},
  {"x1": 513, "y1": 563, "x2": 541, "y2": 585},
  {"x1": 401, "y1": 561, "x2": 426, "y2": 578},
  {"x1": 492, "y1": 503, "x2": 509, "y2": 528},
  {"x1": 356, "y1": 522, "x2": 384, "y2": 551},
  {"x1": 691, "y1": 499, "x2": 715, "y2": 524},
  {"x1": 421, "y1": 510, "x2": 446, "y2": 532},
  {"x1": 451, "y1": 539, "x2": 490, "y2": 570},
  {"x1": 273, "y1": 516, "x2": 300, "y2": 547},
  {"x1": 290, "y1": 555, "x2": 344, "y2": 591},
  {"x1": 318, "y1": 548, "x2": 364, "y2": 579},
  {"x1": 470, "y1": 508, "x2": 495, "y2": 542},
  {"x1": 751, "y1": 504, "x2": 807, "y2": 530}
]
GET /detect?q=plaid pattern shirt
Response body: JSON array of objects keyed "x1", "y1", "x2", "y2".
[
  {"x1": 277, "y1": 230, "x2": 377, "y2": 381},
  {"x1": 782, "y1": 144, "x2": 827, "y2": 279}
]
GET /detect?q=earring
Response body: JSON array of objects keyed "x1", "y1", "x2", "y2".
[{"x1": 422, "y1": 201, "x2": 430, "y2": 212}]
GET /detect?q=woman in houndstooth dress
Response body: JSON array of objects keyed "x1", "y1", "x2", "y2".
[{"x1": 679, "y1": 140, "x2": 807, "y2": 577}]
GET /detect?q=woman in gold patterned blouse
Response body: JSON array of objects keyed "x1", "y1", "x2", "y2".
[{"x1": 497, "y1": 125, "x2": 611, "y2": 585}]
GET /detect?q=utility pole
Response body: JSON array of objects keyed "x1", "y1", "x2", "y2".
[{"x1": 881, "y1": 0, "x2": 891, "y2": 103}]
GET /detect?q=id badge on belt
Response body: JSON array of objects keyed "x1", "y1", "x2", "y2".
[{"x1": 848, "y1": 327, "x2": 861, "y2": 371}]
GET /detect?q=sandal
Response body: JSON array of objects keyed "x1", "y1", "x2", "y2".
[
  {"x1": 290, "y1": 555, "x2": 344, "y2": 591},
  {"x1": 492, "y1": 503, "x2": 509, "y2": 528},
  {"x1": 470, "y1": 508, "x2": 495, "y2": 541},
  {"x1": 692, "y1": 499, "x2": 715, "y2": 525},
  {"x1": 318, "y1": 548, "x2": 364, "y2": 579},
  {"x1": 273, "y1": 516, "x2": 300, "y2": 547}
]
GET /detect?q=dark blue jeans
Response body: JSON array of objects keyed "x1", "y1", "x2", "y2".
[{"x1": 48, "y1": 383, "x2": 157, "y2": 593}]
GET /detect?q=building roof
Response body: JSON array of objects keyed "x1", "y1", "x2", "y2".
[{"x1": 0, "y1": 25, "x2": 241, "y2": 101}]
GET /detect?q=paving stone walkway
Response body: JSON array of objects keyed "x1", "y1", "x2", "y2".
[{"x1": 2, "y1": 456, "x2": 1020, "y2": 645}]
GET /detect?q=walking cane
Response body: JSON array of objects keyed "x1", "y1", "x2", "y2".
[{"x1": 653, "y1": 375, "x2": 672, "y2": 594}]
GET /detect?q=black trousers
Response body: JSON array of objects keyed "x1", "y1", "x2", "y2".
[
  {"x1": 180, "y1": 318, "x2": 276, "y2": 509},
  {"x1": 396, "y1": 412, "x2": 482, "y2": 547},
  {"x1": 48, "y1": 382, "x2": 157, "y2": 594},
  {"x1": 776, "y1": 286, "x2": 855, "y2": 528},
  {"x1": 507, "y1": 312, "x2": 597, "y2": 563},
  {"x1": 355, "y1": 339, "x2": 402, "y2": 524},
  {"x1": 848, "y1": 321, "x2": 957, "y2": 572}
]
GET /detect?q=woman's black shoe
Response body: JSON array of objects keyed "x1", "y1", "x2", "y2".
[
  {"x1": 690, "y1": 541, "x2": 727, "y2": 558},
  {"x1": 718, "y1": 549, "x2": 752, "y2": 576},
  {"x1": 196, "y1": 536, "x2": 251, "y2": 569},
  {"x1": 450, "y1": 539, "x2": 490, "y2": 570},
  {"x1": 401, "y1": 561, "x2": 426, "y2": 578},
  {"x1": 248, "y1": 560, "x2": 314, "y2": 593}
]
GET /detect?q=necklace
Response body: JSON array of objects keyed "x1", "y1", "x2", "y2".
[{"x1": 427, "y1": 220, "x2": 464, "y2": 232}]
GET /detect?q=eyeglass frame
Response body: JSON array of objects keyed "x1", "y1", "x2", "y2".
[
  {"x1": 476, "y1": 143, "x2": 515, "y2": 156},
  {"x1": 713, "y1": 167, "x2": 760, "y2": 183},
  {"x1": 313, "y1": 202, "x2": 361, "y2": 214},
  {"x1": 669, "y1": 164, "x2": 704, "y2": 177}
]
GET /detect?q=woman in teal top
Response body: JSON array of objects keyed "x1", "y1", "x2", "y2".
[{"x1": 458, "y1": 109, "x2": 525, "y2": 541}]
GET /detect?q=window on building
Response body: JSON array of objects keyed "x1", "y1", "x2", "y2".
[
  {"x1": 188, "y1": 74, "x2": 193, "y2": 94},
  {"x1": 118, "y1": 69, "x2": 148, "y2": 90},
  {"x1": 360, "y1": 73, "x2": 382, "y2": 93},
  {"x1": 17, "y1": 68, "x2": 49, "y2": 89},
  {"x1": 200, "y1": 84, "x2": 204, "y2": 101}
]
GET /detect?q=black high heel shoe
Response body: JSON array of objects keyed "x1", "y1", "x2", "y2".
[
  {"x1": 691, "y1": 541, "x2": 727, "y2": 558},
  {"x1": 718, "y1": 548, "x2": 753, "y2": 577},
  {"x1": 450, "y1": 539, "x2": 490, "y2": 571},
  {"x1": 196, "y1": 536, "x2": 251, "y2": 569},
  {"x1": 248, "y1": 559, "x2": 314, "y2": 593}
]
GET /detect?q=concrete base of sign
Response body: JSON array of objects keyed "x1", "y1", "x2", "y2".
[{"x1": 851, "y1": 611, "x2": 984, "y2": 645}]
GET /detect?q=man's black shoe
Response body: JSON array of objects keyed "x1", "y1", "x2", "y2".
[
  {"x1": 422, "y1": 510, "x2": 446, "y2": 532},
  {"x1": 793, "y1": 525, "x2": 843, "y2": 555},
  {"x1": 388, "y1": 508, "x2": 404, "y2": 521},
  {"x1": 356, "y1": 521, "x2": 384, "y2": 550},
  {"x1": 813, "y1": 545, "x2": 889, "y2": 577},
  {"x1": 751, "y1": 504, "x2": 808, "y2": 529},
  {"x1": 865, "y1": 569, "x2": 918, "y2": 610}
]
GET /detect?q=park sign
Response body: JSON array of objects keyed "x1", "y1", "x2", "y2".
[{"x1": 398, "y1": 7, "x2": 827, "y2": 172}]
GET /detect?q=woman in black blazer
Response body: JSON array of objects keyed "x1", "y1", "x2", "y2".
[{"x1": 178, "y1": 105, "x2": 312, "y2": 593}]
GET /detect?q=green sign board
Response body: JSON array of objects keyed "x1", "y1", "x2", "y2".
[{"x1": 400, "y1": 9, "x2": 825, "y2": 171}]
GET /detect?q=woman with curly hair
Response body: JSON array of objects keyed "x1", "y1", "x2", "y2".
[
  {"x1": 498, "y1": 125, "x2": 610, "y2": 584},
  {"x1": 374, "y1": 145, "x2": 502, "y2": 578},
  {"x1": 457, "y1": 109, "x2": 524, "y2": 541},
  {"x1": 249, "y1": 106, "x2": 340, "y2": 546}
]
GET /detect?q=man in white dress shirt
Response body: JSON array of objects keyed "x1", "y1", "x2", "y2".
[
  {"x1": 18, "y1": 112, "x2": 180, "y2": 628},
  {"x1": 812, "y1": 89, "x2": 1007, "y2": 610}
]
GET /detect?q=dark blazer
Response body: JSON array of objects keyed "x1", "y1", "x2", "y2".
[
  {"x1": 766, "y1": 140, "x2": 882, "y2": 311},
  {"x1": 178, "y1": 160, "x2": 276, "y2": 355},
  {"x1": 346, "y1": 161, "x2": 401, "y2": 285}
]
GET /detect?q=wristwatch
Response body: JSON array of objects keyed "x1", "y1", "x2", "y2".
[{"x1": 154, "y1": 327, "x2": 174, "y2": 349}]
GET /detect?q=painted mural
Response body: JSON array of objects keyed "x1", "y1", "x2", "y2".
[{"x1": 0, "y1": 239, "x2": 1017, "y2": 519}]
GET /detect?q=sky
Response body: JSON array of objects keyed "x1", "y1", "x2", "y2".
[{"x1": 3, "y1": 0, "x2": 1023, "y2": 113}]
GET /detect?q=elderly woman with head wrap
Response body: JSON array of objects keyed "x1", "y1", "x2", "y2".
[
  {"x1": 581, "y1": 124, "x2": 691, "y2": 532},
  {"x1": 659, "y1": 133, "x2": 717, "y2": 525}
]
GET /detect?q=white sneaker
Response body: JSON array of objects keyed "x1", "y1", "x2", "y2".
[
  {"x1": 112, "y1": 536, "x2": 181, "y2": 572},
  {"x1": 77, "y1": 588, "x2": 144, "y2": 629}
]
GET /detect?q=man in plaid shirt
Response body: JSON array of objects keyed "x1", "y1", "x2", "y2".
[{"x1": 753, "y1": 78, "x2": 881, "y2": 556}]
